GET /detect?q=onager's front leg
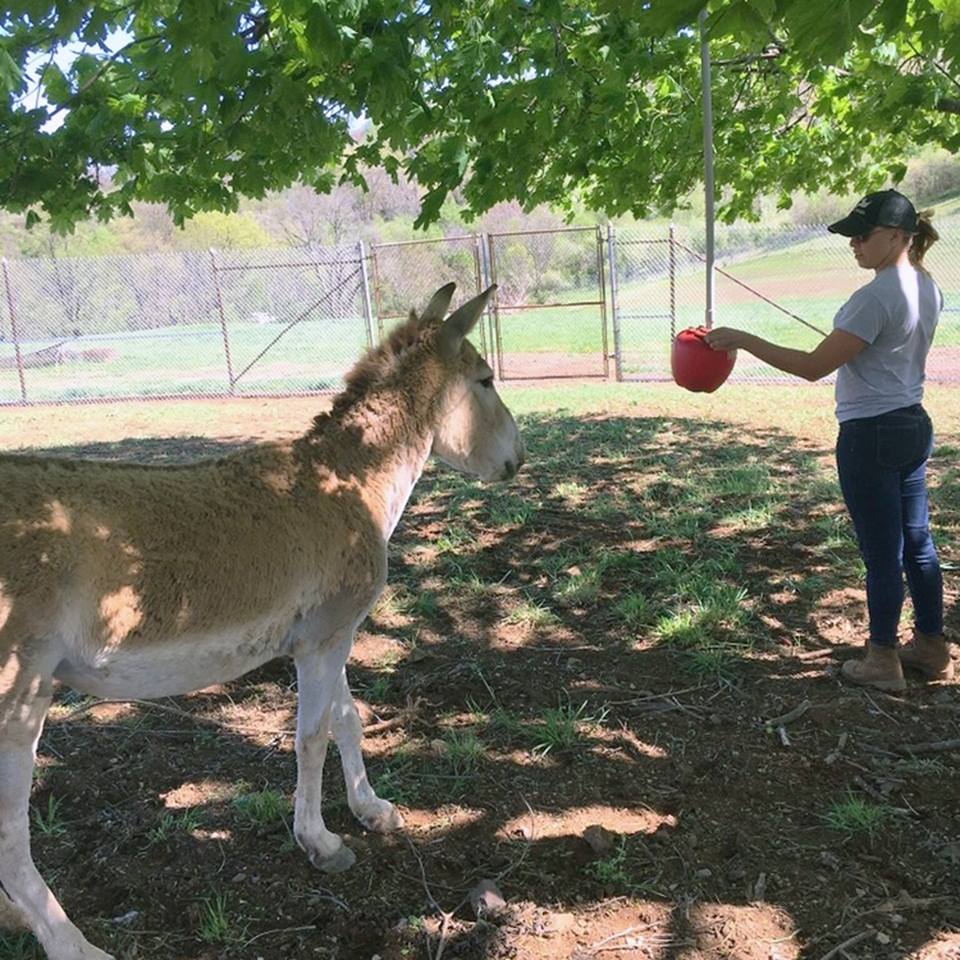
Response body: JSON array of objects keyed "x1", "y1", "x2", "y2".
[
  {"x1": 0, "y1": 668, "x2": 113, "y2": 960},
  {"x1": 293, "y1": 631, "x2": 357, "y2": 873},
  {"x1": 330, "y1": 668, "x2": 404, "y2": 834}
]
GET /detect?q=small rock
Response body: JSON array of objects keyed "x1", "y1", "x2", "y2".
[
  {"x1": 696, "y1": 868, "x2": 712, "y2": 879},
  {"x1": 582, "y1": 824, "x2": 618, "y2": 856},
  {"x1": 939, "y1": 840, "x2": 960, "y2": 865},
  {"x1": 469, "y1": 879, "x2": 507, "y2": 919},
  {"x1": 819, "y1": 851, "x2": 841, "y2": 871},
  {"x1": 876, "y1": 931, "x2": 892, "y2": 945},
  {"x1": 110, "y1": 910, "x2": 140, "y2": 926},
  {"x1": 544, "y1": 911, "x2": 576, "y2": 937},
  {"x1": 231, "y1": 872, "x2": 246, "y2": 883}
]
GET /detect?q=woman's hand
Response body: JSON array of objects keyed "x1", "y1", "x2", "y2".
[{"x1": 704, "y1": 327, "x2": 751, "y2": 352}]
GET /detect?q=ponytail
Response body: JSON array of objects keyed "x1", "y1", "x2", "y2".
[{"x1": 909, "y1": 210, "x2": 939, "y2": 272}]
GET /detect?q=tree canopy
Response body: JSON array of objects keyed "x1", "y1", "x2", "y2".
[{"x1": 2, "y1": 0, "x2": 959, "y2": 232}]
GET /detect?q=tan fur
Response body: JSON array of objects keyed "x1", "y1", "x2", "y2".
[{"x1": 0, "y1": 285, "x2": 523, "y2": 960}]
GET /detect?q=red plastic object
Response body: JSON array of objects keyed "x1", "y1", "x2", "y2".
[{"x1": 671, "y1": 326, "x2": 736, "y2": 393}]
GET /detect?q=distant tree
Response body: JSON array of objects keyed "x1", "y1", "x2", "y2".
[
  {"x1": 1, "y1": 1, "x2": 959, "y2": 232},
  {"x1": 261, "y1": 183, "x2": 361, "y2": 248}
]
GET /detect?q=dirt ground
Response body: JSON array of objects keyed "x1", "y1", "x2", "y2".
[{"x1": 1, "y1": 392, "x2": 958, "y2": 960}]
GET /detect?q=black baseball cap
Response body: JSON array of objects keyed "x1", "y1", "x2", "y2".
[{"x1": 828, "y1": 189, "x2": 918, "y2": 237}]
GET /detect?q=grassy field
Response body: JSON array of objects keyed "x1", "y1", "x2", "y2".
[{"x1": 1, "y1": 381, "x2": 959, "y2": 960}]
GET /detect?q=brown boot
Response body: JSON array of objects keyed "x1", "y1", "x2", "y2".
[
  {"x1": 841, "y1": 643, "x2": 906, "y2": 692},
  {"x1": 898, "y1": 631, "x2": 955, "y2": 681}
]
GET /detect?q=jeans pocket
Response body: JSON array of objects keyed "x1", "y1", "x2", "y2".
[{"x1": 876, "y1": 416, "x2": 930, "y2": 470}]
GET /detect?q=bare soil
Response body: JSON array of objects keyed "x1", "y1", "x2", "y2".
[{"x1": 2, "y1": 398, "x2": 959, "y2": 960}]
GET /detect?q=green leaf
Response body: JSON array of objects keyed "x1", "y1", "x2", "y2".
[{"x1": 0, "y1": 48, "x2": 23, "y2": 95}]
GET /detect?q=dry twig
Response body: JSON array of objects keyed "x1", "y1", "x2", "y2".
[{"x1": 816, "y1": 929, "x2": 875, "y2": 960}]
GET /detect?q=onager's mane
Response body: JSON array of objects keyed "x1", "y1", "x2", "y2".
[{"x1": 310, "y1": 310, "x2": 439, "y2": 436}]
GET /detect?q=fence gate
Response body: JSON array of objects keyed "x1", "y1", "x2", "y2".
[
  {"x1": 368, "y1": 235, "x2": 491, "y2": 362},
  {"x1": 486, "y1": 225, "x2": 609, "y2": 380}
]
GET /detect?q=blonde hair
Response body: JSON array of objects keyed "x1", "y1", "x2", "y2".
[{"x1": 909, "y1": 209, "x2": 939, "y2": 272}]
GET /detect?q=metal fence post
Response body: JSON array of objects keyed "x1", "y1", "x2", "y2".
[
  {"x1": 475, "y1": 233, "x2": 494, "y2": 366},
  {"x1": 606, "y1": 224, "x2": 622, "y2": 382},
  {"x1": 1, "y1": 257, "x2": 28, "y2": 403},
  {"x1": 669, "y1": 224, "x2": 677, "y2": 340},
  {"x1": 485, "y1": 234, "x2": 505, "y2": 381},
  {"x1": 357, "y1": 240, "x2": 377, "y2": 348},
  {"x1": 209, "y1": 248, "x2": 235, "y2": 395}
]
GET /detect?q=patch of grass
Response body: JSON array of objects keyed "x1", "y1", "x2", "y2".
[
  {"x1": 412, "y1": 590, "x2": 439, "y2": 618},
  {"x1": 822, "y1": 792, "x2": 893, "y2": 841},
  {"x1": 372, "y1": 585, "x2": 414, "y2": 620},
  {"x1": 584, "y1": 493, "x2": 630, "y2": 520},
  {"x1": 197, "y1": 893, "x2": 236, "y2": 944},
  {"x1": 614, "y1": 591, "x2": 651, "y2": 625},
  {"x1": 362, "y1": 675, "x2": 395, "y2": 703},
  {"x1": 894, "y1": 756, "x2": 950, "y2": 776},
  {"x1": 530, "y1": 701, "x2": 607, "y2": 757},
  {"x1": 373, "y1": 759, "x2": 419, "y2": 806},
  {"x1": 0, "y1": 933, "x2": 41, "y2": 960},
  {"x1": 433, "y1": 524, "x2": 473, "y2": 554},
  {"x1": 554, "y1": 564, "x2": 603, "y2": 606},
  {"x1": 232, "y1": 788, "x2": 290, "y2": 827},
  {"x1": 587, "y1": 837, "x2": 630, "y2": 885},
  {"x1": 682, "y1": 646, "x2": 743, "y2": 684},
  {"x1": 31, "y1": 795, "x2": 67, "y2": 838},
  {"x1": 487, "y1": 705, "x2": 526, "y2": 743},
  {"x1": 488, "y1": 496, "x2": 535, "y2": 526},
  {"x1": 505, "y1": 598, "x2": 559, "y2": 627},
  {"x1": 713, "y1": 464, "x2": 772, "y2": 498},
  {"x1": 148, "y1": 808, "x2": 203, "y2": 845},
  {"x1": 721, "y1": 502, "x2": 776, "y2": 530},
  {"x1": 552, "y1": 481, "x2": 589, "y2": 504},
  {"x1": 537, "y1": 548, "x2": 587, "y2": 580},
  {"x1": 441, "y1": 729, "x2": 486, "y2": 777}
]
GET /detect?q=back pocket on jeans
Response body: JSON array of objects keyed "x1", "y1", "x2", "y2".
[{"x1": 876, "y1": 416, "x2": 930, "y2": 470}]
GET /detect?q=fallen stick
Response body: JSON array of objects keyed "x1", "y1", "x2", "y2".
[
  {"x1": 894, "y1": 738, "x2": 960, "y2": 755},
  {"x1": 764, "y1": 699, "x2": 811, "y2": 728},
  {"x1": 816, "y1": 929, "x2": 874, "y2": 960},
  {"x1": 795, "y1": 648, "x2": 833, "y2": 661}
]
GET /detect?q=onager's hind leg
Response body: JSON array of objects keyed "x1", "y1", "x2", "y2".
[
  {"x1": 0, "y1": 659, "x2": 113, "y2": 960},
  {"x1": 293, "y1": 629, "x2": 358, "y2": 874},
  {"x1": 330, "y1": 668, "x2": 404, "y2": 833}
]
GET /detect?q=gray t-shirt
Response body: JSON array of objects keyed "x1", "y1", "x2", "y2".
[{"x1": 833, "y1": 264, "x2": 943, "y2": 422}]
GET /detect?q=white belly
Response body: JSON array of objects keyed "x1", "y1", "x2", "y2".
[{"x1": 54, "y1": 620, "x2": 293, "y2": 699}]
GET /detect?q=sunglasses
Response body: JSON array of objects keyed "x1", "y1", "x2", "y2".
[{"x1": 852, "y1": 227, "x2": 885, "y2": 243}]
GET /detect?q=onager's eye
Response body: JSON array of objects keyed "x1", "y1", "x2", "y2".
[{"x1": 479, "y1": 376, "x2": 494, "y2": 389}]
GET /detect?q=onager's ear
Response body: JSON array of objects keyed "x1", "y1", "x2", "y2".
[
  {"x1": 438, "y1": 285, "x2": 496, "y2": 361},
  {"x1": 419, "y1": 282, "x2": 457, "y2": 326}
]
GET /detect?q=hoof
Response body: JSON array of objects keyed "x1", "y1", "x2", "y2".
[
  {"x1": 310, "y1": 842, "x2": 356, "y2": 874},
  {"x1": 358, "y1": 799, "x2": 405, "y2": 834}
]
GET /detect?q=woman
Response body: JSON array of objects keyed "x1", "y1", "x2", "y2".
[{"x1": 705, "y1": 189, "x2": 952, "y2": 691}]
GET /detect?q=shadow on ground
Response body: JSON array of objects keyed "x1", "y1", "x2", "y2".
[{"x1": 3, "y1": 412, "x2": 959, "y2": 960}]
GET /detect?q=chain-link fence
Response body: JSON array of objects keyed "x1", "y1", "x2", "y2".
[
  {"x1": 2, "y1": 217, "x2": 958, "y2": 404},
  {"x1": 0, "y1": 245, "x2": 371, "y2": 403},
  {"x1": 613, "y1": 220, "x2": 960, "y2": 384}
]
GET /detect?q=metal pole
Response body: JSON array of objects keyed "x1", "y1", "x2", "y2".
[
  {"x1": 478, "y1": 233, "x2": 495, "y2": 369},
  {"x1": 486, "y1": 235, "x2": 505, "y2": 381},
  {"x1": 369, "y1": 243, "x2": 386, "y2": 340},
  {"x1": 699, "y1": 8, "x2": 716, "y2": 329},
  {"x1": 605, "y1": 224, "x2": 621, "y2": 382},
  {"x1": 209, "y1": 248, "x2": 235, "y2": 395},
  {"x1": 2, "y1": 258, "x2": 27, "y2": 403},
  {"x1": 357, "y1": 240, "x2": 377, "y2": 349},
  {"x1": 669, "y1": 224, "x2": 677, "y2": 340}
]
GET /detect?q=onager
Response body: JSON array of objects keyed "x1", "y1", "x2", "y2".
[{"x1": 0, "y1": 284, "x2": 524, "y2": 960}]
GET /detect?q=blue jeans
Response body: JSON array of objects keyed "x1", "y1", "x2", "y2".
[{"x1": 835, "y1": 405, "x2": 943, "y2": 648}]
